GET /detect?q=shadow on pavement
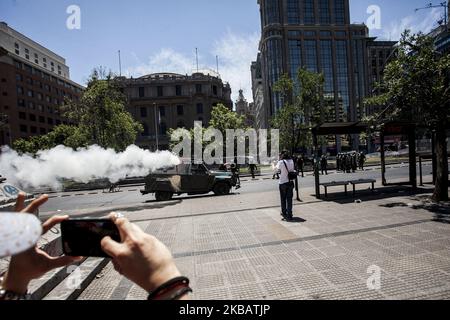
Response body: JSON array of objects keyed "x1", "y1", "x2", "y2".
[{"x1": 314, "y1": 186, "x2": 431, "y2": 205}]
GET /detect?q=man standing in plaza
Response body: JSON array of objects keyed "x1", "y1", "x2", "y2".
[{"x1": 277, "y1": 151, "x2": 295, "y2": 222}]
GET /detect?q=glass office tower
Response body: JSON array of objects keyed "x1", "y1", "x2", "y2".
[{"x1": 256, "y1": 0, "x2": 372, "y2": 150}]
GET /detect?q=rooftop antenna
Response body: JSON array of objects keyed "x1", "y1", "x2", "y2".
[
  {"x1": 415, "y1": 1, "x2": 448, "y2": 30},
  {"x1": 118, "y1": 50, "x2": 122, "y2": 76},
  {"x1": 195, "y1": 48, "x2": 199, "y2": 72}
]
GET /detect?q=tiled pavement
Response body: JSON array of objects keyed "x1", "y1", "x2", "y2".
[{"x1": 78, "y1": 185, "x2": 450, "y2": 300}]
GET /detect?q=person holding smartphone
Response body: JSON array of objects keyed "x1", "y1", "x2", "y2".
[{"x1": 0, "y1": 193, "x2": 191, "y2": 300}]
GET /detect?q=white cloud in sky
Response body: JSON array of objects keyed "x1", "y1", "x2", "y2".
[
  {"x1": 125, "y1": 31, "x2": 260, "y2": 104},
  {"x1": 381, "y1": 8, "x2": 443, "y2": 40}
]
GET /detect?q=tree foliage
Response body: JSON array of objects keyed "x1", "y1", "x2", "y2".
[
  {"x1": 271, "y1": 69, "x2": 326, "y2": 153},
  {"x1": 365, "y1": 31, "x2": 450, "y2": 201},
  {"x1": 12, "y1": 68, "x2": 142, "y2": 155}
]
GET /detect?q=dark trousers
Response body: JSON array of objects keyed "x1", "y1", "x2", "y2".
[{"x1": 279, "y1": 182, "x2": 294, "y2": 217}]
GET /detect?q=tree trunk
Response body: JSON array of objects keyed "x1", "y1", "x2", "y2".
[{"x1": 432, "y1": 122, "x2": 449, "y2": 202}]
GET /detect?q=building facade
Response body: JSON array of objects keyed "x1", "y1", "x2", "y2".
[
  {"x1": 235, "y1": 89, "x2": 256, "y2": 128},
  {"x1": 253, "y1": 0, "x2": 398, "y2": 151},
  {"x1": 0, "y1": 22, "x2": 83, "y2": 147},
  {"x1": 251, "y1": 54, "x2": 266, "y2": 129},
  {"x1": 120, "y1": 72, "x2": 232, "y2": 151}
]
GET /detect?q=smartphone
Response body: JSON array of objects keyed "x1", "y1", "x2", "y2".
[{"x1": 61, "y1": 218, "x2": 121, "y2": 258}]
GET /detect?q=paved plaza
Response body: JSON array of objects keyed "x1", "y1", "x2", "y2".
[{"x1": 77, "y1": 179, "x2": 450, "y2": 300}]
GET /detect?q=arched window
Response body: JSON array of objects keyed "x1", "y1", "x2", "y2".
[{"x1": 177, "y1": 121, "x2": 185, "y2": 129}]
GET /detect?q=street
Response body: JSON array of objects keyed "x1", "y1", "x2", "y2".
[{"x1": 40, "y1": 163, "x2": 434, "y2": 218}]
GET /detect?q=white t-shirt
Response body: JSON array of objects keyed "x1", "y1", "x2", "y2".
[{"x1": 276, "y1": 159, "x2": 295, "y2": 184}]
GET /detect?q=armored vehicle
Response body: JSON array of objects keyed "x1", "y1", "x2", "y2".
[{"x1": 141, "y1": 163, "x2": 237, "y2": 201}]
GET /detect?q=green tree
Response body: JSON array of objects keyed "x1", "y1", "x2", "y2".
[
  {"x1": 271, "y1": 69, "x2": 325, "y2": 154},
  {"x1": 365, "y1": 31, "x2": 450, "y2": 201},
  {"x1": 63, "y1": 69, "x2": 142, "y2": 151},
  {"x1": 209, "y1": 103, "x2": 247, "y2": 133}
]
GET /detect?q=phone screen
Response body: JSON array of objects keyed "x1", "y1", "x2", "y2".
[{"x1": 61, "y1": 219, "x2": 121, "y2": 258}]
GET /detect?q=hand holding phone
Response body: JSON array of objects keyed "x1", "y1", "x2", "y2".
[{"x1": 61, "y1": 218, "x2": 121, "y2": 258}]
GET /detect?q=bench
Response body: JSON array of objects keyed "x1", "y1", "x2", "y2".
[
  {"x1": 320, "y1": 181, "x2": 349, "y2": 198},
  {"x1": 348, "y1": 179, "x2": 376, "y2": 196}
]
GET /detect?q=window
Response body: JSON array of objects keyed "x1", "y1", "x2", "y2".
[
  {"x1": 288, "y1": 40, "x2": 301, "y2": 84},
  {"x1": 27, "y1": 90, "x2": 34, "y2": 98},
  {"x1": 15, "y1": 43, "x2": 19, "y2": 49},
  {"x1": 47, "y1": 118, "x2": 54, "y2": 125},
  {"x1": 24, "y1": 64, "x2": 32, "y2": 73},
  {"x1": 19, "y1": 112, "x2": 26, "y2": 120},
  {"x1": 29, "y1": 114, "x2": 36, "y2": 122},
  {"x1": 2, "y1": 92, "x2": 7, "y2": 97},
  {"x1": 28, "y1": 101, "x2": 35, "y2": 109},
  {"x1": 159, "y1": 106, "x2": 165, "y2": 117},
  {"x1": 139, "y1": 87, "x2": 145, "y2": 98},
  {"x1": 142, "y1": 123, "x2": 149, "y2": 136},
  {"x1": 18, "y1": 99, "x2": 25, "y2": 107},
  {"x1": 175, "y1": 85, "x2": 182, "y2": 96},
  {"x1": 334, "y1": 0, "x2": 346, "y2": 25},
  {"x1": 287, "y1": 0, "x2": 300, "y2": 24},
  {"x1": 304, "y1": 31, "x2": 316, "y2": 37},
  {"x1": 20, "y1": 125, "x2": 27, "y2": 133},
  {"x1": 196, "y1": 103, "x2": 203, "y2": 114},
  {"x1": 335, "y1": 31, "x2": 347, "y2": 37},
  {"x1": 177, "y1": 121, "x2": 185, "y2": 128},
  {"x1": 212, "y1": 85, "x2": 218, "y2": 95},
  {"x1": 318, "y1": 0, "x2": 331, "y2": 24},
  {"x1": 264, "y1": 0, "x2": 281, "y2": 25},
  {"x1": 30, "y1": 126, "x2": 37, "y2": 134},
  {"x1": 16, "y1": 74, "x2": 23, "y2": 82},
  {"x1": 140, "y1": 107, "x2": 148, "y2": 117},
  {"x1": 159, "y1": 122, "x2": 167, "y2": 135},
  {"x1": 56, "y1": 119, "x2": 61, "y2": 125},
  {"x1": 305, "y1": 40, "x2": 318, "y2": 72},
  {"x1": 26, "y1": 78, "x2": 33, "y2": 85},
  {"x1": 40, "y1": 128, "x2": 46, "y2": 134},
  {"x1": 304, "y1": 0, "x2": 315, "y2": 25},
  {"x1": 15, "y1": 49, "x2": 20, "y2": 55},
  {"x1": 46, "y1": 96, "x2": 51, "y2": 103},
  {"x1": 157, "y1": 86, "x2": 164, "y2": 97},
  {"x1": 288, "y1": 30, "x2": 302, "y2": 37},
  {"x1": 195, "y1": 84, "x2": 202, "y2": 94},
  {"x1": 39, "y1": 116, "x2": 45, "y2": 123},
  {"x1": 177, "y1": 105, "x2": 184, "y2": 116},
  {"x1": 320, "y1": 31, "x2": 332, "y2": 37}
]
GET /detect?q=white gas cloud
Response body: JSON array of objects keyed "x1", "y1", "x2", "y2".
[{"x1": 125, "y1": 31, "x2": 260, "y2": 104}]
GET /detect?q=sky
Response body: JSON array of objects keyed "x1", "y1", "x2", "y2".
[{"x1": 0, "y1": 0, "x2": 446, "y2": 103}]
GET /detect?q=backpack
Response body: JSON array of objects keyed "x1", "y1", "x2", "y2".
[{"x1": 283, "y1": 160, "x2": 297, "y2": 181}]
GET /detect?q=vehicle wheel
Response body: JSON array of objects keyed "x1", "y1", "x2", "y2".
[
  {"x1": 155, "y1": 191, "x2": 173, "y2": 201},
  {"x1": 213, "y1": 182, "x2": 231, "y2": 196}
]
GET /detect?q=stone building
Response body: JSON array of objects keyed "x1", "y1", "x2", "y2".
[
  {"x1": 0, "y1": 22, "x2": 83, "y2": 147},
  {"x1": 119, "y1": 72, "x2": 232, "y2": 151}
]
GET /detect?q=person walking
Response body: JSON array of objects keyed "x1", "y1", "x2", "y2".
[
  {"x1": 320, "y1": 155, "x2": 328, "y2": 175},
  {"x1": 249, "y1": 163, "x2": 257, "y2": 180},
  {"x1": 358, "y1": 152, "x2": 366, "y2": 171},
  {"x1": 277, "y1": 151, "x2": 295, "y2": 222},
  {"x1": 230, "y1": 163, "x2": 241, "y2": 189},
  {"x1": 297, "y1": 154, "x2": 305, "y2": 178}
]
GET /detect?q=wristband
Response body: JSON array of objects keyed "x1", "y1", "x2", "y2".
[{"x1": 147, "y1": 276, "x2": 192, "y2": 300}]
